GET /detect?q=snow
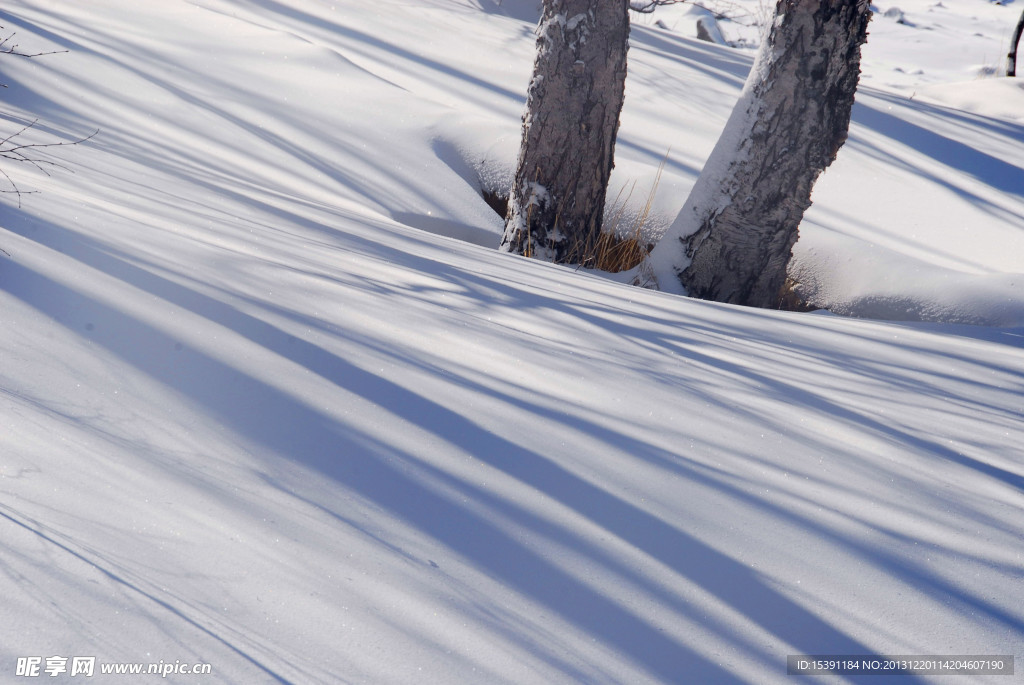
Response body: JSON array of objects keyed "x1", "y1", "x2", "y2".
[{"x1": 1, "y1": 0, "x2": 1022, "y2": 683}]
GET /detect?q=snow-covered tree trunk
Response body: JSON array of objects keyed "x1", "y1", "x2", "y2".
[
  {"x1": 646, "y1": 0, "x2": 871, "y2": 308},
  {"x1": 1009, "y1": 8, "x2": 1024, "y2": 77},
  {"x1": 501, "y1": 0, "x2": 630, "y2": 263}
]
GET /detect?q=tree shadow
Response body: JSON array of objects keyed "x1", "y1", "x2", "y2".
[
  {"x1": 849, "y1": 93, "x2": 1024, "y2": 227},
  {"x1": 9, "y1": 196, "x2": 1009, "y2": 680}
]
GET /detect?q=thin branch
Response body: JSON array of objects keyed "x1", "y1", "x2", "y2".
[
  {"x1": 0, "y1": 119, "x2": 98, "y2": 207},
  {"x1": 1, "y1": 27, "x2": 68, "y2": 89},
  {"x1": 630, "y1": 0, "x2": 668, "y2": 13},
  {"x1": 629, "y1": 0, "x2": 761, "y2": 27},
  {"x1": 0, "y1": 163, "x2": 38, "y2": 208},
  {"x1": 0, "y1": 30, "x2": 68, "y2": 58},
  {"x1": 0, "y1": 26, "x2": 84, "y2": 208}
]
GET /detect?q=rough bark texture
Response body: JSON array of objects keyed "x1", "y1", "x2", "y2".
[
  {"x1": 501, "y1": 0, "x2": 630, "y2": 263},
  {"x1": 677, "y1": 0, "x2": 871, "y2": 308},
  {"x1": 1009, "y1": 8, "x2": 1024, "y2": 77}
]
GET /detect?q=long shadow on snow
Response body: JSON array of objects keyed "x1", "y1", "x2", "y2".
[
  {"x1": 255, "y1": 275, "x2": 1024, "y2": 622},
  {"x1": 0, "y1": 9, "x2": 459, "y2": 227},
  {"x1": 0, "y1": 240, "x2": 741, "y2": 684},
  {"x1": 0, "y1": 504, "x2": 295, "y2": 685},
  {"x1": 850, "y1": 98, "x2": 1024, "y2": 226},
  {"x1": 1, "y1": 206, "x2": 948, "y2": 683},
  {"x1": 223, "y1": 0, "x2": 524, "y2": 104},
  {"x1": 300, "y1": 236, "x2": 1024, "y2": 597},
  {"x1": 270, "y1": 222, "x2": 1024, "y2": 561}
]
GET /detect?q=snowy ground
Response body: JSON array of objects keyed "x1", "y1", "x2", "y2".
[{"x1": 1, "y1": 1, "x2": 1022, "y2": 683}]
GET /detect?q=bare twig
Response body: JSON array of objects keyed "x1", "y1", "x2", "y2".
[
  {"x1": 628, "y1": 0, "x2": 761, "y2": 27},
  {"x1": 1, "y1": 26, "x2": 69, "y2": 88},
  {"x1": 0, "y1": 24, "x2": 83, "y2": 210},
  {"x1": 0, "y1": 29, "x2": 67, "y2": 59},
  {"x1": 0, "y1": 119, "x2": 98, "y2": 207}
]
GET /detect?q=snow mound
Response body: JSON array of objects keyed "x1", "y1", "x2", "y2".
[{"x1": 791, "y1": 242, "x2": 1024, "y2": 326}]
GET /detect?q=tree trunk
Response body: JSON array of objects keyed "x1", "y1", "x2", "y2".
[
  {"x1": 501, "y1": 0, "x2": 630, "y2": 263},
  {"x1": 647, "y1": 0, "x2": 871, "y2": 308},
  {"x1": 1009, "y1": 8, "x2": 1024, "y2": 77}
]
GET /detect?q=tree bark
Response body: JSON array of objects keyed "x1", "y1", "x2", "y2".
[
  {"x1": 501, "y1": 0, "x2": 630, "y2": 263},
  {"x1": 1009, "y1": 8, "x2": 1024, "y2": 77},
  {"x1": 648, "y1": 0, "x2": 871, "y2": 308}
]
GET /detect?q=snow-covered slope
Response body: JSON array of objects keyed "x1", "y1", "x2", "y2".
[{"x1": 1, "y1": 1, "x2": 1022, "y2": 683}]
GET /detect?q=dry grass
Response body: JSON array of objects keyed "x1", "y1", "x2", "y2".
[
  {"x1": 589, "y1": 232, "x2": 651, "y2": 272},
  {"x1": 588, "y1": 149, "x2": 669, "y2": 273},
  {"x1": 776, "y1": 277, "x2": 816, "y2": 312}
]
